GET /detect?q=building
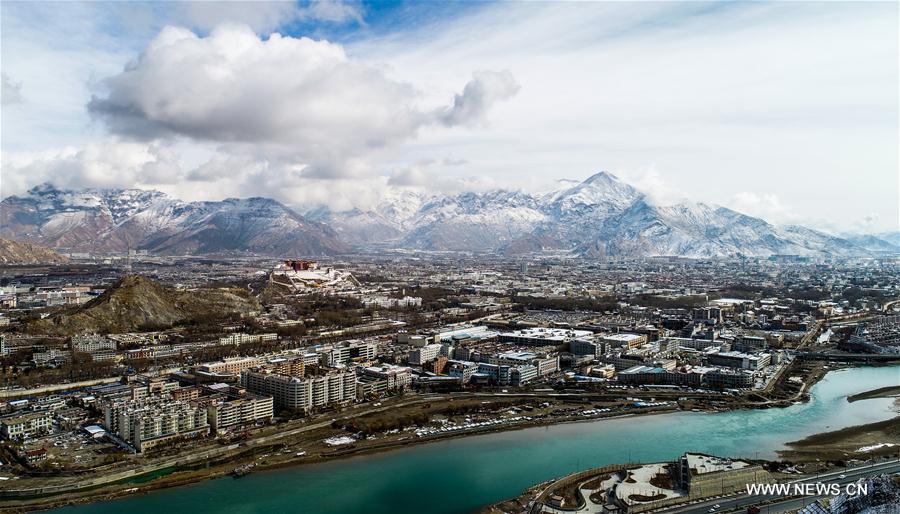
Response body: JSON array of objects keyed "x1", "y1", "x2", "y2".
[
  {"x1": 362, "y1": 296, "x2": 423, "y2": 309},
  {"x1": 320, "y1": 340, "x2": 378, "y2": 366},
  {"x1": 1, "y1": 411, "x2": 53, "y2": 440},
  {"x1": 703, "y1": 369, "x2": 754, "y2": 389},
  {"x1": 510, "y1": 365, "x2": 538, "y2": 386},
  {"x1": 491, "y1": 351, "x2": 559, "y2": 376},
  {"x1": 197, "y1": 356, "x2": 262, "y2": 375},
  {"x1": 570, "y1": 338, "x2": 606, "y2": 357},
  {"x1": 218, "y1": 333, "x2": 278, "y2": 346},
  {"x1": 499, "y1": 327, "x2": 592, "y2": 346},
  {"x1": 423, "y1": 355, "x2": 449, "y2": 374},
  {"x1": 733, "y1": 335, "x2": 769, "y2": 352},
  {"x1": 409, "y1": 343, "x2": 443, "y2": 365},
  {"x1": 600, "y1": 333, "x2": 648, "y2": 349},
  {"x1": 241, "y1": 368, "x2": 356, "y2": 412},
  {"x1": 617, "y1": 366, "x2": 704, "y2": 388},
  {"x1": 71, "y1": 334, "x2": 116, "y2": 352},
  {"x1": 446, "y1": 360, "x2": 478, "y2": 383},
  {"x1": 102, "y1": 400, "x2": 209, "y2": 452},
  {"x1": 358, "y1": 364, "x2": 412, "y2": 391},
  {"x1": 269, "y1": 357, "x2": 306, "y2": 377},
  {"x1": 206, "y1": 395, "x2": 274, "y2": 433},
  {"x1": 708, "y1": 351, "x2": 770, "y2": 370}
]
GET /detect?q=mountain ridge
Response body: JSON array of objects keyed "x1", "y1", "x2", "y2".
[
  {"x1": 1, "y1": 173, "x2": 887, "y2": 258},
  {"x1": 1, "y1": 185, "x2": 348, "y2": 256}
]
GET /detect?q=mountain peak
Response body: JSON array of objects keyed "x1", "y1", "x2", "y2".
[
  {"x1": 582, "y1": 170, "x2": 620, "y2": 184},
  {"x1": 25, "y1": 182, "x2": 65, "y2": 198}
]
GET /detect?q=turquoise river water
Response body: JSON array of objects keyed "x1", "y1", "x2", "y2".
[{"x1": 48, "y1": 365, "x2": 900, "y2": 514}]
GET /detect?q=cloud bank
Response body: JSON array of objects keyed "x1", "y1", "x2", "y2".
[{"x1": 86, "y1": 24, "x2": 518, "y2": 181}]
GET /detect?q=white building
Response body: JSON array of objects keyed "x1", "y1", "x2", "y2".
[
  {"x1": 499, "y1": 327, "x2": 592, "y2": 346},
  {"x1": 206, "y1": 395, "x2": 274, "y2": 433},
  {"x1": 241, "y1": 368, "x2": 357, "y2": 412},
  {"x1": 409, "y1": 343, "x2": 443, "y2": 365}
]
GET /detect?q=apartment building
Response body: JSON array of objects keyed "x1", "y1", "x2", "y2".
[
  {"x1": 409, "y1": 343, "x2": 443, "y2": 365},
  {"x1": 320, "y1": 340, "x2": 378, "y2": 366},
  {"x1": 0, "y1": 411, "x2": 53, "y2": 440},
  {"x1": 103, "y1": 400, "x2": 209, "y2": 452},
  {"x1": 197, "y1": 356, "x2": 262, "y2": 375},
  {"x1": 240, "y1": 368, "x2": 356, "y2": 412},
  {"x1": 218, "y1": 333, "x2": 278, "y2": 346},
  {"x1": 206, "y1": 395, "x2": 274, "y2": 433}
]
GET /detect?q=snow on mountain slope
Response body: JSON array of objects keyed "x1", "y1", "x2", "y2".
[
  {"x1": 2, "y1": 170, "x2": 874, "y2": 258},
  {"x1": 400, "y1": 190, "x2": 548, "y2": 251},
  {"x1": 0, "y1": 184, "x2": 346, "y2": 256}
]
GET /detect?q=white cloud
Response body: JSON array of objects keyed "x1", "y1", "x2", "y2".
[
  {"x1": 2, "y1": 2, "x2": 897, "y2": 232},
  {"x1": 439, "y1": 70, "x2": 520, "y2": 127},
  {"x1": 86, "y1": 24, "x2": 518, "y2": 181},
  {"x1": 351, "y1": 2, "x2": 899, "y2": 232},
  {"x1": 177, "y1": 1, "x2": 364, "y2": 32},
  {"x1": 616, "y1": 167, "x2": 688, "y2": 206},
  {"x1": 306, "y1": 0, "x2": 365, "y2": 25},
  {"x1": 1, "y1": 140, "x2": 184, "y2": 195},
  {"x1": 1, "y1": 74, "x2": 23, "y2": 105},
  {"x1": 729, "y1": 192, "x2": 794, "y2": 224}
]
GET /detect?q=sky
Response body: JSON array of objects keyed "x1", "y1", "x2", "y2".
[{"x1": 1, "y1": 0, "x2": 897, "y2": 234}]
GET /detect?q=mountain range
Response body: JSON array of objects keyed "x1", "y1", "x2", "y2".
[
  {"x1": 0, "y1": 184, "x2": 346, "y2": 256},
  {"x1": 1, "y1": 173, "x2": 896, "y2": 258}
]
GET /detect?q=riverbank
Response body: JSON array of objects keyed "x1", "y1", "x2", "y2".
[
  {"x1": 780, "y1": 382, "x2": 900, "y2": 464},
  {"x1": 1, "y1": 405, "x2": 679, "y2": 513},
  {"x1": 847, "y1": 385, "x2": 900, "y2": 403},
  {"x1": 779, "y1": 416, "x2": 900, "y2": 462},
  {"x1": 3, "y1": 363, "x2": 887, "y2": 513}
]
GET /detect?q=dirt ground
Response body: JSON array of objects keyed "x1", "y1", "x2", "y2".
[{"x1": 780, "y1": 415, "x2": 900, "y2": 463}]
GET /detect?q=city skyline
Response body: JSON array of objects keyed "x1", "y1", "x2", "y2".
[{"x1": 2, "y1": 1, "x2": 898, "y2": 234}]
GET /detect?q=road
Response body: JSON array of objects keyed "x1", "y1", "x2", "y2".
[{"x1": 657, "y1": 459, "x2": 900, "y2": 514}]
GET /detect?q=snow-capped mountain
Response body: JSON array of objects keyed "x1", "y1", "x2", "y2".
[
  {"x1": 314, "y1": 171, "x2": 874, "y2": 258},
  {"x1": 1, "y1": 172, "x2": 880, "y2": 258},
  {"x1": 400, "y1": 190, "x2": 548, "y2": 251},
  {"x1": 305, "y1": 188, "x2": 436, "y2": 244},
  {"x1": 0, "y1": 184, "x2": 346, "y2": 256},
  {"x1": 840, "y1": 233, "x2": 900, "y2": 254}
]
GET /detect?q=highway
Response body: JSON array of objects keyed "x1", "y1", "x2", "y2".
[{"x1": 656, "y1": 459, "x2": 900, "y2": 514}]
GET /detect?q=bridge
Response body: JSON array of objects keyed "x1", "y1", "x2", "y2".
[
  {"x1": 883, "y1": 299, "x2": 900, "y2": 312},
  {"x1": 796, "y1": 352, "x2": 900, "y2": 363}
]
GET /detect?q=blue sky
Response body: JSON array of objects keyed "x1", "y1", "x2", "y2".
[{"x1": 1, "y1": 1, "x2": 897, "y2": 234}]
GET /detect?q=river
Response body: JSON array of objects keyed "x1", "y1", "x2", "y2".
[{"x1": 49, "y1": 365, "x2": 900, "y2": 514}]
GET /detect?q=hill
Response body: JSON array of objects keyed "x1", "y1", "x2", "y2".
[
  {"x1": 0, "y1": 237, "x2": 70, "y2": 264},
  {"x1": 27, "y1": 275, "x2": 259, "y2": 335}
]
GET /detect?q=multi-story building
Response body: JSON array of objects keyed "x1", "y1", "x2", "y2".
[
  {"x1": 491, "y1": 351, "x2": 559, "y2": 376},
  {"x1": 269, "y1": 356, "x2": 306, "y2": 377},
  {"x1": 197, "y1": 356, "x2": 262, "y2": 375},
  {"x1": 600, "y1": 333, "x2": 648, "y2": 349},
  {"x1": 446, "y1": 360, "x2": 478, "y2": 383},
  {"x1": 102, "y1": 400, "x2": 209, "y2": 452},
  {"x1": 241, "y1": 368, "x2": 356, "y2": 412},
  {"x1": 71, "y1": 334, "x2": 116, "y2": 352},
  {"x1": 569, "y1": 338, "x2": 606, "y2": 357},
  {"x1": 499, "y1": 327, "x2": 592, "y2": 346},
  {"x1": 703, "y1": 369, "x2": 754, "y2": 389},
  {"x1": 206, "y1": 395, "x2": 274, "y2": 433},
  {"x1": 708, "y1": 351, "x2": 770, "y2": 370},
  {"x1": 320, "y1": 340, "x2": 378, "y2": 366},
  {"x1": 358, "y1": 364, "x2": 412, "y2": 391},
  {"x1": 218, "y1": 333, "x2": 278, "y2": 346},
  {"x1": 423, "y1": 355, "x2": 449, "y2": 374},
  {"x1": 510, "y1": 365, "x2": 538, "y2": 387},
  {"x1": 409, "y1": 343, "x2": 442, "y2": 365},
  {"x1": 0, "y1": 411, "x2": 53, "y2": 440}
]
